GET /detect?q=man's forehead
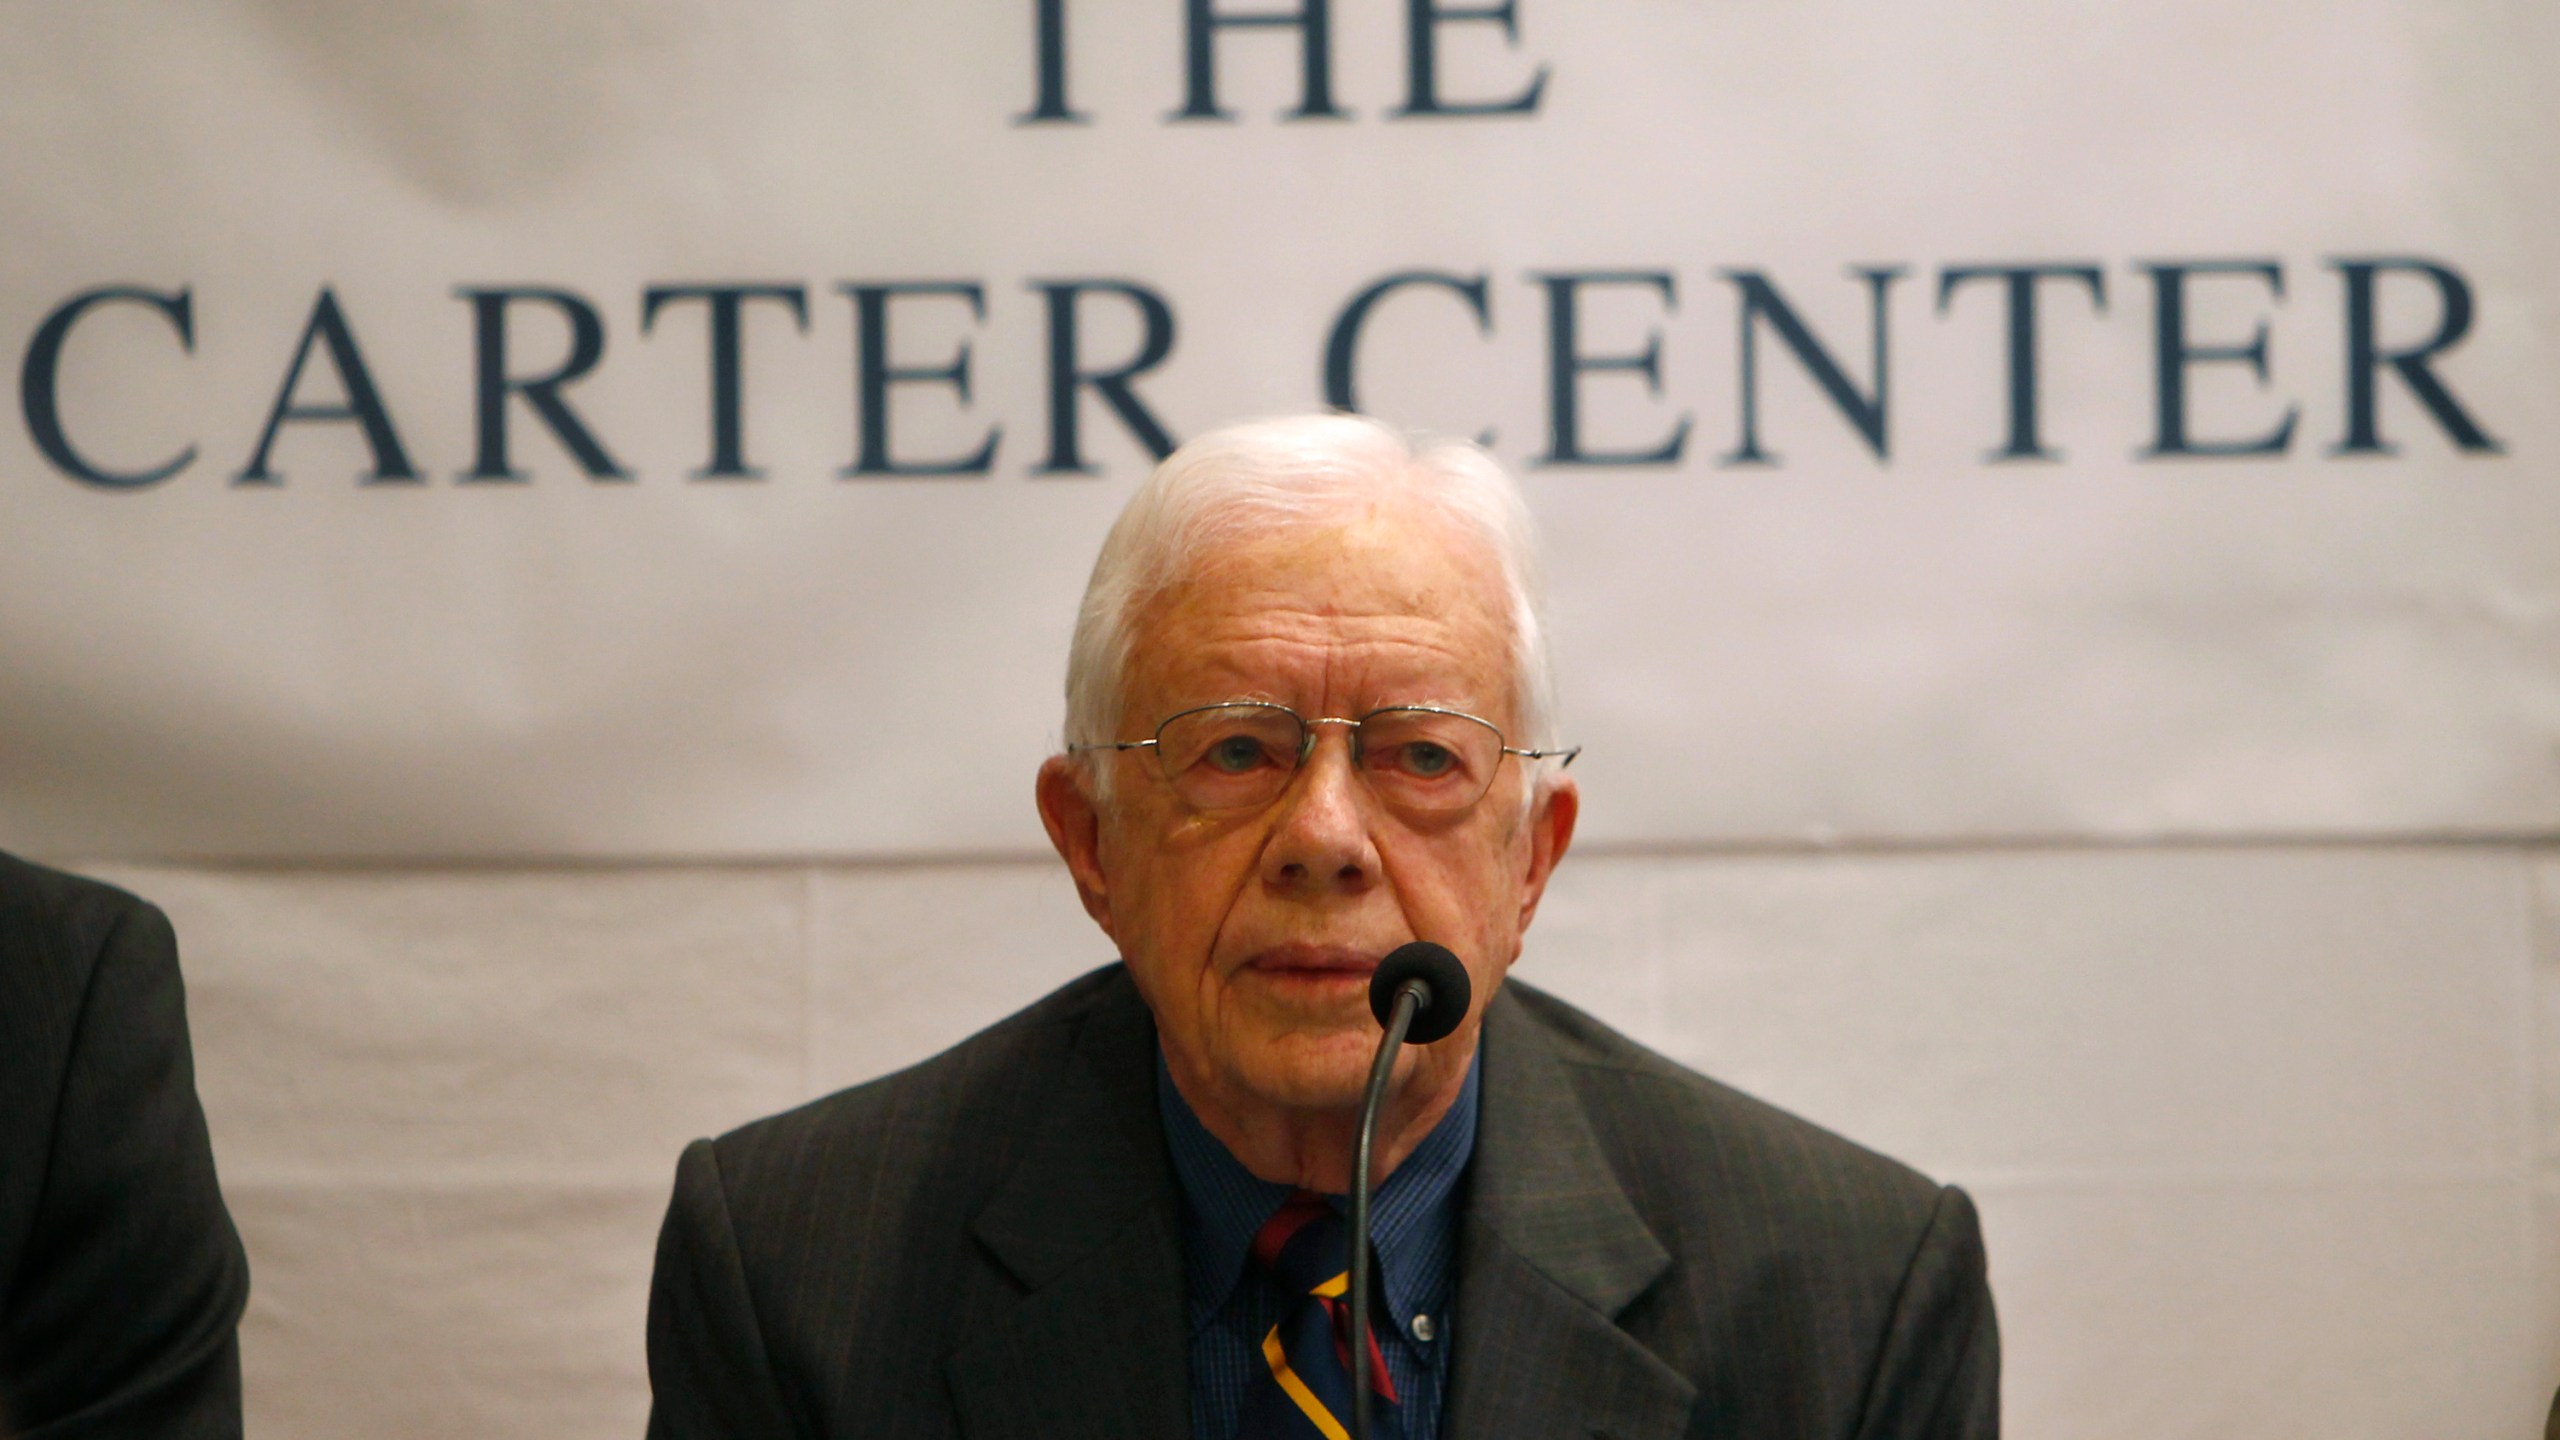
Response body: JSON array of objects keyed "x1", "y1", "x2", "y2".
[
  {"x1": 1122, "y1": 505, "x2": 1516, "y2": 698},
  {"x1": 1147, "y1": 507, "x2": 1507, "y2": 630},
  {"x1": 1205, "y1": 486, "x2": 1496, "y2": 582}
]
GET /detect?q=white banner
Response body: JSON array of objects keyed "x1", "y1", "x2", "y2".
[{"x1": 2, "y1": 1, "x2": 2551, "y2": 858}]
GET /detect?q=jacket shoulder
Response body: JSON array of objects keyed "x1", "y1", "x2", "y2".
[
  {"x1": 692, "y1": 964, "x2": 1129, "y2": 1241},
  {"x1": 1492, "y1": 980, "x2": 1992, "y2": 1432},
  {"x1": 655, "y1": 963, "x2": 1138, "y2": 1402},
  {"x1": 0, "y1": 852, "x2": 180, "y2": 1092},
  {"x1": 0, "y1": 852, "x2": 169, "y2": 980},
  {"x1": 1498, "y1": 978, "x2": 1947, "y2": 1240}
]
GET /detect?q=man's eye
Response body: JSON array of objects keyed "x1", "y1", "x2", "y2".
[
  {"x1": 1204, "y1": 735, "x2": 1271, "y2": 773},
  {"x1": 1393, "y1": 741, "x2": 1459, "y2": 777}
]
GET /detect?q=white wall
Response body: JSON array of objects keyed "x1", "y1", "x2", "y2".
[{"x1": 72, "y1": 839, "x2": 2560, "y2": 1440}]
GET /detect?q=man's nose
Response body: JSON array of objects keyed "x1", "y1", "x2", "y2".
[{"x1": 1260, "y1": 728, "x2": 1379, "y2": 894}]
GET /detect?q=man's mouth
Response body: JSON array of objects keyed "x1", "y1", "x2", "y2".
[{"x1": 1241, "y1": 944, "x2": 1384, "y2": 985}]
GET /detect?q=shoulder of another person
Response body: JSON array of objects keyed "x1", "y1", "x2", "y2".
[
  {"x1": 0, "y1": 849, "x2": 166, "y2": 963},
  {"x1": 0, "y1": 850, "x2": 178, "y2": 1066}
]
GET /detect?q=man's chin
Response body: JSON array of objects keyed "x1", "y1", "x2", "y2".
[{"x1": 1223, "y1": 1031, "x2": 1379, "y2": 1114}]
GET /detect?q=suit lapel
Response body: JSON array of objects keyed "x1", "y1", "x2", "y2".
[
  {"x1": 1444, "y1": 990, "x2": 1696, "y2": 1440},
  {"x1": 941, "y1": 974, "x2": 1695, "y2": 1440},
  {"x1": 946, "y1": 975, "x2": 1190, "y2": 1440}
]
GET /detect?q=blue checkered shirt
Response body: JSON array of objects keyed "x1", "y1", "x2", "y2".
[{"x1": 1156, "y1": 1049, "x2": 1478, "y2": 1440}]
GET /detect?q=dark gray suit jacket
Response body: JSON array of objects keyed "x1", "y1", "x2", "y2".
[
  {"x1": 0, "y1": 854, "x2": 248, "y2": 1440},
  {"x1": 646, "y1": 965, "x2": 1997, "y2": 1440}
]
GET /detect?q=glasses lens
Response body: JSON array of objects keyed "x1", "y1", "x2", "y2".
[
  {"x1": 1153, "y1": 705, "x2": 1305, "y2": 811},
  {"x1": 1356, "y1": 709, "x2": 1503, "y2": 811}
]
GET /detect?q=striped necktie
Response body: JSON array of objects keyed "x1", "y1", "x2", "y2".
[{"x1": 1236, "y1": 1190, "x2": 1404, "y2": 1440}]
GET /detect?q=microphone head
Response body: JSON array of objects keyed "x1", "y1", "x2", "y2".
[{"x1": 1370, "y1": 941, "x2": 1473, "y2": 1045}]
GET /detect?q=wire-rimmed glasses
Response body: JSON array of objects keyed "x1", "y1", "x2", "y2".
[{"x1": 1068, "y1": 701, "x2": 1580, "y2": 814}]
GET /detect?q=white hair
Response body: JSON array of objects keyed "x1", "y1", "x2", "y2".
[{"x1": 1063, "y1": 413, "x2": 1561, "y2": 785}]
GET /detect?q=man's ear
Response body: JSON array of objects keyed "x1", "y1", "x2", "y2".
[
  {"x1": 1037, "y1": 755, "x2": 1119, "y2": 941},
  {"x1": 1514, "y1": 772, "x2": 1579, "y2": 934}
]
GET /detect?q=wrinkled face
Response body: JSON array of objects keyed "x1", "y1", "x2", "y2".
[{"x1": 1043, "y1": 498, "x2": 1576, "y2": 1115}]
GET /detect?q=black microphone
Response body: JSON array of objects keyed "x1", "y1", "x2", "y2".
[{"x1": 1349, "y1": 942, "x2": 1473, "y2": 1440}]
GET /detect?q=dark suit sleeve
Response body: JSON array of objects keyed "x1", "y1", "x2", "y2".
[
  {"x1": 646, "y1": 1138, "x2": 800, "y2": 1440},
  {"x1": 1850, "y1": 1184, "x2": 1999, "y2": 1440},
  {"x1": 0, "y1": 889, "x2": 249, "y2": 1440}
]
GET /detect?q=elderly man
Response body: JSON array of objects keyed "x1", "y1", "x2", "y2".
[{"x1": 645, "y1": 415, "x2": 1998, "y2": 1440}]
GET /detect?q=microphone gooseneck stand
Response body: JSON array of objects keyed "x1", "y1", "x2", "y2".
[
  {"x1": 1349, "y1": 943, "x2": 1472, "y2": 1440},
  {"x1": 1349, "y1": 982, "x2": 1420, "y2": 1440}
]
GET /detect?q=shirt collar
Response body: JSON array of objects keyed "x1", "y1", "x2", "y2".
[{"x1": 1156, "y1": 1044, "x2": 1481, "y2": 1333}]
